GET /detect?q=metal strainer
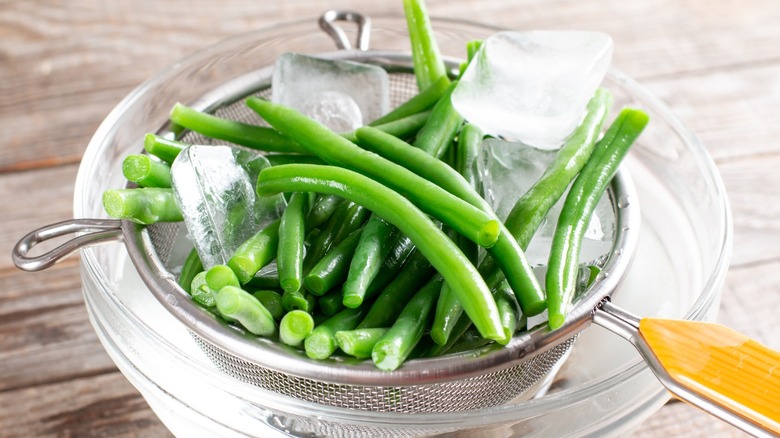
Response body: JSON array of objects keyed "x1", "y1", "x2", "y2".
[{"x1": 13, "y1": 11, "x2": 778, "y2": 436}]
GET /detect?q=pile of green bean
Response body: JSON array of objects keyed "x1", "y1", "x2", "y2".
[{"x1": 101, "y1": 0, "x2": 649, "y2": 370}]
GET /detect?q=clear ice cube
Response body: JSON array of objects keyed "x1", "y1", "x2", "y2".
[
  {"x1": 452, "y1": 31, "x2": 612, "y2": 150},
  {"x1": 480, "y1": 138, "x2": 615, "y2": 266},
  {"x1": 272, "y1": 53, "x2": 389, "y2": 131},
  {"x1": 171, "y1": 145, "x2": 286, "y2": 270}
]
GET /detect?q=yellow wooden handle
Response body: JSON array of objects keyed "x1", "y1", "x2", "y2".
[{"x1": 639, "y1": 318, "x2": 780, "y2": 435}]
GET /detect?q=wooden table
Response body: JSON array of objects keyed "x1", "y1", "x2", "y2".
[{"x1": 1, "y1": 0, "x2": 778, "y2": 436}]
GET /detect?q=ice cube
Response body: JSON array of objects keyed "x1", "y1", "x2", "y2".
[
  {"x1": 171, "y1": 145, "x2": 286, "y2": 269},
  {"x1": 480, "y1": 138, "x2": 615, "y2": 266},
  {"x1": 452, "y1": 31, "x2": 612, "y2": 150},
  {"x1": 272, "y1": 53, "x2": 389, "y2": 131}
]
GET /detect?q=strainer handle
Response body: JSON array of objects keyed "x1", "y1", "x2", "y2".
[
  {"x1": 12, "y1": 219, "x2": 123, "y2": 271},
  {"x1": 594, "y1": 300, "x2": 780, "y2": 437},
  {"x1": 319, "y1": 10, "x2": 371, "y2": 51}
]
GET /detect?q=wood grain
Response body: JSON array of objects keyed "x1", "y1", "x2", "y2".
[
  {"x1": 0, "y1": 261, "x2": 118, "y2": 392},
  {"x1": 0, "y1": 164, "x2": 77, "y2": 268},
  {"x1": 0, "y1": 372, "x2": 172, "y2": 437},
  {"x1": 1, "y1": 0, "x2": 779, "y2": 436}
]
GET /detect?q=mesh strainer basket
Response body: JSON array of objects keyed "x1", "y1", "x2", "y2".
[{"x1": 13, "y1": 11, "x2": 778, "y2": 436}]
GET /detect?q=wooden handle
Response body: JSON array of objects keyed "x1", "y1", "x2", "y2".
[{"x1": 639, "y1": 318, "x2": 780, "y2": 435}]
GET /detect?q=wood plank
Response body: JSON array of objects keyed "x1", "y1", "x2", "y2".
[
  {"x1": 640, "y1": 63, "x2": 780, "y2": 161},
  {"x1": 0, "y1": 261, "x2": 119, "y2": 391},
  {"x1": 0, "y1": 164, "x2": 78, "y2": 269},
  {"x1": 716, "y1": 260, "x2": 780, "y2": 351},
  {"x1": 635, "y1": 400, "x2": 750, "y2": 438},
  {"x1": 717, "y1": 153, "x2": 780, "y2": 268},
  {"x1": 2, "y1": 0, "x2": 780, "y2": 169},
  {"x1": 0, "y1": 371, "x2": 171, "y2": 437}
]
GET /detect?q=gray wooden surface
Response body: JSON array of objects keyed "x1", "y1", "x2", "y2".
[{"x1": 1, "y1": 0, "x2": 779, "y2": 436}]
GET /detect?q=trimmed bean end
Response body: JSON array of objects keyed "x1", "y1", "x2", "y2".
[
  {"x1": 430, "y1": 329, "x2": 448, "y2": 347},
  {"x1": 304, "y1": 333, "x2": 336, "y2": 360},
  {"x1": 143, "y1": 133, "x2": 156, "y2": 150},
  {"x1": 342, "y1": 295, "x2": 363, "y2": 309},
  {"x1": 478, "y1": 220, "x2": 501, "y2": 248},
  {"x1": 496, "y1": 329, "x2": 513, "y2": 346},
  {"x1": 102, "y1": 190, "x2": 127, "y2": 219},
  {"x1": 281, "y1": 278, "x2": 302, "y2": 294},
  {"x1": 303, "y1": 276, "x2": 327, "y2": 296},
  {"x1": 372, "y1": 344, "x2": 402, "y2": 371},
  {"x1": 548, "y1": 313, "x2": 566, "y2": 330},
  {"x1": 122, "y1": 155, "x2": 151, "y2": 181},
  {"x1": 523, "y1": 298, "x2": 547, "y2": 318},
  {"x1": 227, "y1": 257, "x2": 255, "y2": 284}
]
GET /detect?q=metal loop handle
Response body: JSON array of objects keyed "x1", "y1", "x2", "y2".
[
  {"x1": 12, "y1": 219, "x2": 123, "y2": 271},
  {"x1": 319, "y1": 10, "x2": 371, "y2": 51}
]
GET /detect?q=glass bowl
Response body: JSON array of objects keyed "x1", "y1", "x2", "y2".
[{"x1": 74, "y1": 13, "x2": 731, "y2": 437}]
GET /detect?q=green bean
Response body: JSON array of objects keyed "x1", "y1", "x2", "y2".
[
  {"x1": 329, "y1": 204, "x2": 370, "y2": 248},
  {"x1": 304, "y1": 228, "x2": 363, "y2": 296},
  {"x1": 178, "y1": 248, "x2": 203, "y2": 293},
  {"x1": 189, "y1": 271, "x2": 215, "y2": 308},
  {"x1": 279, "y1": 310, "x2": 315, "y2": 347},
  {"x1": 227, "y1": 219, "x2": 281, "y2": 284},
  {"x1": 281, "y1": 289, "x2": 316, "y2": 313},
  {"x1": 411, "y1": 81, "x2": 462, "y2": 159},
  {"x1": 402, "y1": 0, "x2": 450, "y2": 91},
  {"x1": 546, "y1": 108, "x2": 649, "y2": 329},
  {"x1": 257, "y1": 164, "x2": 506, "y2": 342},
  {"x1": 458, "y1": 39, "x2": 483, "y2": 77},
  {"x1": 143, "y1": 133, "x2": 186, "y2": 164},
  {"x1": 355, "y1": 127, "x2": 545, "y2": 316},
  {"x1": 206, "y1": 264, "x2": 240, "y2": 291},
  {"x1": 494, "y1": 280, "x2": 521, "y2": 345},
  {"x1": 466, "y1": 39, "x2": 483, "y2": 62},
  {"x1": 422, "y1": 310, "x2": 472, "y2": 357},
  {"x1": 304, "y1": 307, "x2": 367, "y2": 359},
  {"x1": 429, "y1": 124, "x2": 481, "y2": 346},
  {"x1": 474, "y1": 89, "x2": 614, "y2": 313},
  {"x1": 355, "y1": 127, "x2": 483, "y2": 208},
  {"x1": 303, "y1": 201, "x2": 367, "y2": 271},
  {"x1": 368, "y1": 232, "x2": 414, "y2": 284},
  {"x1": 170, "y1": 102, "x2": 307, "y2": 154},
  {"x1": 278, "y1": 192, "x2": 310, "y2": 293},
  {"x1": 453, "y1": 122, "x2": 482, "y2": 265},
  {"x1": 357, "y1": 250, "x2": 436, "y2": 329},
  {"x1": 266, "y1": 154, "x2": 325, "y2": 167},
  {"x1": 440, "y1": 329, "x2": 492, "y2": 355},
  {"x1": 456, "y1": 123, "x2": 483, "y2": 186},
  {"x1": 251, "y1": 290, "x2": 284, "y2": 321},
  {"x1": 246, "y1": 98, "x2": 500, "y2": 248},
  {"x1": 318, "y1": 288, "x2": 345, "y2": 316},
  {"x1": 370, "y1": 110, "x2": 431, "y2": 140},
  {"x1": 504, "y1": 88, "x2": 614, "y2": 249},
  {"x1": 371, "y1": 276, "x2": 441, "y2": 370},
  {"x1": 102, "y1": 188, "x2": 183, "y2": 224},
  {"x1": 342, "y1": 216, "x2": 395, "y2": 308},
  {"x1": 335, "y1": 328, "x2": 389, "y2": 359},
  {"x1": 432, "y1": 234, "x2": 468, "y2": 347},
  {"x1": 431, "y1": 281, "x2": 461, "y2": 346},
  {"x1": 303, "y1": 194, "x2": 344, "y2": 231},
  {"x1": 215, "y1": 285, "x2": 276, "y2": 336},
  {"x1": 369, "y1": 76, "x2": 449, "y2": 126},
  {"x1": 244, "y1": 272, "x2": 280, "y2": 290},
  {"x1": 122, "y1": 154, "x2": 172, "y2": 188}
]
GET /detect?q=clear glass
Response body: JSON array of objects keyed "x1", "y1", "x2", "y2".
[{"x1": 74, "y1": 15, "x2": 731, "y2": 437}]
